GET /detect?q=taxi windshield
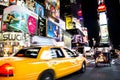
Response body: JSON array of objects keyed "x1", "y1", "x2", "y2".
[{"x1": 14, "y1": 48, "x2": 41, "y2": 58}]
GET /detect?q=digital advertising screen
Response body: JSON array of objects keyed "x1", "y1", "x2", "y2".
[
  {"x1": 2, "y1": 5, "x2": 38, "y2": 35},
  {"x1": 35, "y1": 2, "x2": 45, "y2": 18},
  {"x1": 65, "y1": 16, "x2": 73, "y2": 29},
  {"x1": 16, "y1": 0, "x2": 26, "y2": 7},
  {"x1": 72, "y1": 34, "x2": 83, "y2": 43},
  {"x1": 99, "y1": 12, "x2": 107, "y2": 25},
  {"x1": 0, "y1": 15, "x2": 2, "y2": 31},
  {"x1": 100, "y1": 25, "x2": 109, "y2": 43},
  {"x1": 71, "y1": 34, "x2": 84, "y2": 48},
  {"x1": 0, "y1": 0, "x2": 9, "y2": 6},
  {"x1": 45, "y1": 0, "x2": 60, "y2": 18},
  {"x1": 26, "y1": 0, "x2": 36, "y2": 12},
  {"x1": 37, "y1": 17, "x2": 46, "y2": 36},
  {"x1": 64, "y1": 32, "x2": 71, "y2": 49},
  {"x1": 82, "y1": 27, "x2": 88, "y2": 44},
  {"x1": 47, "y1": 20, "x2": 60, "y2": 41},
  {"x1": 0, "y1": 32, "x2": 24, "y2": 42},
  {"x1": 9, "y1": 0, "x2": 17, "y2": 5}
]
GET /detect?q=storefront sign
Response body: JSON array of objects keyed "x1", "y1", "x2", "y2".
[{"x1": 0, "y1": 32, "x2": 24, "y2": 41}]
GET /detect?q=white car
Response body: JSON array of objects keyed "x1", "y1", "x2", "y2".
[
  {"x1": 84, "y1": 47, "x2": 94, "y2": 57},
  {"x1": 85, "y1": 49, "x2": 94, "y2": 57}
]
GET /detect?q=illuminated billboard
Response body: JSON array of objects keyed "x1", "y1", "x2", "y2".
[
  {"x1": 0, "y1": 0, "x2": 9, "y2": 6},
  {"x1": 26, "y1": 0, "x2": 36, "y2": 12},
  {"x1": 98, "y1": 3, "x2": 106, "y2": 12},
  {"x1": 100, "y1": 25, "x2": 109, "y2": 43},
  {"x1": 16, "y1": 0, "x2": 26, "y2": 7},
  {"x1": 65, "y1": 16, "x2": 73, "y2": 29},
  {"x1": 99, "y1": 12, "x2": 107, "y2": 25},
  {"x1": 47, "y1": 20, "x2": 60, "y2": 41},
  {"x1": 71, "y1": 34, "x2": 83, "y2": 48},
  {"x1": 0, "y1": 32, "x2": 24, "y2": 42},
  {"x1": 82, "y1": 27, "x2": 88, "y2": 45},
  {"x1": 0, "y1": 15, "x2": 2, "y2": 31},
  {"x1": 45, "y1": 0, "x2": 60, "y2": 18},
  {"x1": 35, "y1": 2, "x2": 45, "y2": 18},
  {"x1": 0, "y1": 0, "x2": 25, "y2": 6},
  {"x1": 37, "y1": 17, "x2": 46, "y2": 36},
  {"x1": 9, "y1": 0, "x2": 17, "y2": 5},
  {"x1": 2, "y1": 5, "x2": 38, "y2": 35}
]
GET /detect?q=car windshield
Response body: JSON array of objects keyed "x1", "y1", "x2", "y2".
[{"x1": 14, "y1": 48, "x2": 41, "y2": 58}]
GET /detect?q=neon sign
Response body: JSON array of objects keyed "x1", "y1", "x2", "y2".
[{"x1": 98, "y1": 3, "x2": 106, "y2": 12}]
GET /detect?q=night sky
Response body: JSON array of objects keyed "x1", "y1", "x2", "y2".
[
  {"x1": 105, "y1": 0, "x2": 120, "y2": 49},
  {"x1": 81, "y1": 0, "x2": 100, "y2": 47}
]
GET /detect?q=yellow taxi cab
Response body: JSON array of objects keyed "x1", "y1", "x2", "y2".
[{"x1": 0, "y1": 46, "x2": 87, "y2": 80}]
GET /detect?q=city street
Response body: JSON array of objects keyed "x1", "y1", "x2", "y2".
[{"x1": 57, "y1": 57, "x2": 120, "y2": 80}]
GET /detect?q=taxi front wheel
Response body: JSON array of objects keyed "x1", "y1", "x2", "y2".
[
  {"x1": 38, "y1": 71, "x2": 55, "y2": 80},
  {"x1": 80, "y1": 62, "x2": 86, "y2": 73}
]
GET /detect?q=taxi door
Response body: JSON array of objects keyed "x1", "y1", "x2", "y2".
[
  {"x1": 50, "y1": 48, "x2": 75, "y2": 78},
  {"x1": 62, "y1": 48, "x2": 81, "y2": 71}
]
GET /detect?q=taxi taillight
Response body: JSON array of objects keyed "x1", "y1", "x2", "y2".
[{"x1": 0, "y1": 63, "x2": 14, "y2": 77}]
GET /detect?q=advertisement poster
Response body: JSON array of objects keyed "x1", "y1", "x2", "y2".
[
  {"x1": 64, "y1": 31, "x2": 71, "y2": 49},
  {"x1": 37, "y1": 17, "x2": 46, "y2": 36},
  {"x1": 82, "y1": 27, "x2": 88, "y2": 45},
  {"x1": 65, "y1": 16, "x2": 73, "y2": 29},
  {"x1": 9, "y1": 0, "x2": 17, "y2": 5},
  {"x1": 35, "y1": 2, "x2": 44, "y2": 18},
  {"x1": 99, "y1": 12, "x2": 107, "y2": 25},
  {"x1": 2, "y1": 5, "x2": 38, "y2": 35},
  {"x1": 100, "y1": 25, "x2": 109, "y2": 43},
  {"x1": 0, "y1": 0, "x2": 9, "y2": 6},
  {"x1": 16, "y1": 0, "x2": 26, "y2": 7},
  {"x1": 45, "y1": 0, "x2": 60, "y2": 18},
  {"x1": 47, "y1": 20, "x2": 60, "y2": 41},
  {"x1": 26, "y1": 0, "x2": 36, "y2": 12},
  {"x1": 0, "y1": 15, "x2": 2, "y2": 31},
  {"x1": 72, "y1": 34, "x2": 83, "y2": 44}
]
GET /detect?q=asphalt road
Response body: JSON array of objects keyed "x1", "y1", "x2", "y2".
[{"x1": 57, "y1": 57, "x2": 120, "y2": 80}]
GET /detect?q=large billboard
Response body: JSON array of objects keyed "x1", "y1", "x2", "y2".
[
  {"x1": 65, "y1": 16, "x2": 73, "y2": 29},
  {"x1": 35, "y1": 2, "x2": 45, "y2": 18},
  {"x1": 2, "y1": 5, "x2": 38, "y2": 35},
  {"x1": 26, "y1": 0, "x2": 36, "y2": 12},
  {"x1": 0, "y1": 32, "x2": 24, "y2": 42},
  {"x1": 100, "y1": 25, "x2": 109, "y2": 43},
  {"x1": 47, "y1": 20, "x2": 61, "y2": 42},
  {"x1": 9, "y1": 0, "x2": 17, "y2": 5},
  {"x1": 0, "y1": 0, "x2": 9, "y2": 6},
  {"x1": 99, "y1": 12, "x2": 107, "y2": 25},
  {"x1": 0, "y1": 15, "x2": 2, "y2": 31},
  {"x1": 16, "y1": 0, "x2": 26, "y2": 7},
  {"x1": 45, "y1": 0, "x2": 60, "y2": 18},
  {"x1": 0, "y1": 0, "x2": 25, "y2": 6},
  {"x1": 37, "y1": 17, "x2": 46, "y2": 36}
]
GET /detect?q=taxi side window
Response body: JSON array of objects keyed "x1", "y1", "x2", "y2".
[
  {"x1": 14, "y1": 48, "x2": 40, "y2": 58},
  {"x1": 51, "y1": 48, "x2": 65, "y2": 58},
  {"x1": 64, "y1": 48, "x2": 78, "y2": 57}
]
